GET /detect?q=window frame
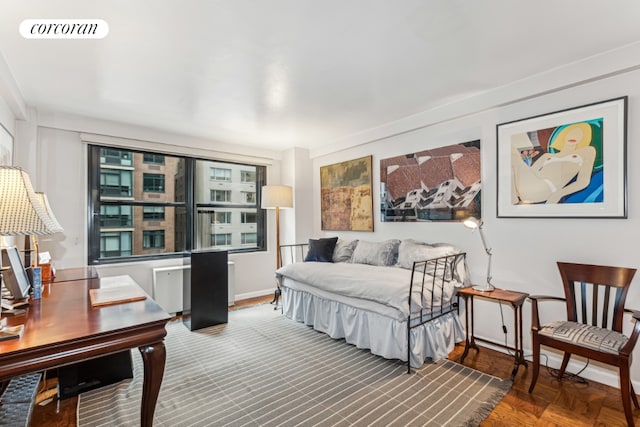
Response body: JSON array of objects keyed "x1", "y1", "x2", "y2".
[{"x1": 88, "y1": 145, "x2": 267, "y2": 265}]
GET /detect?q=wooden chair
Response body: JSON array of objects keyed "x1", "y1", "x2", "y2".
[{"x1": 529, "y1": 262, "x2": 640, "y2": 427}]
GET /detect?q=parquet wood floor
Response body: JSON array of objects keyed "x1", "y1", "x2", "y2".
[{"x1": 31, "y1": 295, "x2": 639, "y2": 426}]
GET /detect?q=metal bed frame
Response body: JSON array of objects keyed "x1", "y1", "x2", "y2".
[{"x1": 277, "y1": 243, "x2": 466, "y2": 373}]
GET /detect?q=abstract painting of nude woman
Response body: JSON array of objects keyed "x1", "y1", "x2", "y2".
[
  {"x1": 510, "y1": 119, "x2": 603, "y2": 205},
  {"x1": 497, "y1": 96, "x2": 627, "y2": 218}
]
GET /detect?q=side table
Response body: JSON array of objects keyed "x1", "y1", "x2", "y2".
[{"x1": 457, "y1": 286, "x2": 529, "y2": 380}]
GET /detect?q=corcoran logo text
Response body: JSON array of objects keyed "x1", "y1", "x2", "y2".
[{"x1": 20, "y1": 19, "x2": 109, "y2": 39}]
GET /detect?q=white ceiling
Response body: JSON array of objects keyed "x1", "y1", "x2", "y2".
[{"x1": 2, "y1": 1, "x2": 640, "y2": 153}]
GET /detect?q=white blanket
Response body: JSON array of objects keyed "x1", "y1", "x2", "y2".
[{"x1": 276, "y1": 261, "x2": 460, "y2": 318}]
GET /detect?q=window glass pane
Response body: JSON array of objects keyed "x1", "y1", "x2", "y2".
[
  {"x1": 143, "y1": 173, "x2": 165, "y2": 193},
  {"x1": 90, "y1": 145, "x2": 264, "y2": 263},
  {"x1": 143, "y1": 153, "x2": 165, "y2": 165},
  {"x1": 143, "y1": 230, "x2": 165, "y2": 249}
]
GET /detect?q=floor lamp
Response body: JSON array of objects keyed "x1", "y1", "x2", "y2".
[
  {"x1": 463, "y1": 216, "x2": 494, "y2": 292},
  {"x1": 261, "y1": 185, "x2": 293, "y2": 308}
]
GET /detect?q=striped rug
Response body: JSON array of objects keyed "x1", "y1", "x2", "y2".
[{"x1": 77, "y1": 304, "x2": 510, "y2": 426}]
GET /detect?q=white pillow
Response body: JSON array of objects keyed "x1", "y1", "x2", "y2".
[{"x1": 396, "y1": 240, "x2": 460, "y2": 270}]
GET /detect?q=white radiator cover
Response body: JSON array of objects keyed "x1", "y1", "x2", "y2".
[{"x1": 152, "y1": 261, "x2": 235, "y2": 314}]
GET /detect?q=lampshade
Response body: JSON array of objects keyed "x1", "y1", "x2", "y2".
[
  {"x1": 261, "y1": 185, "x2": 293, "y2": 209},
  {"x1": 0, "y1": 167, "x2": 61, "y2": 235},
  {"x1": 35, "y1": 192, "x2": 64, "y2": 233},
  {"x1": 463, "y1": 217, "x2": 482, "y2": 230}
]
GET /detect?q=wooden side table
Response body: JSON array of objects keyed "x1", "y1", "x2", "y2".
[{"x1": 457, "y1": 286, "x2": 529, "y2": 380}]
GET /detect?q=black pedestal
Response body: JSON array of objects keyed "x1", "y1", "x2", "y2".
[
  {"x1": 57, "y1": 351, "x2": 133, "y2": 399},
  {"x1": 183, "y1": 250, "x2": 228, "y2": 331}
]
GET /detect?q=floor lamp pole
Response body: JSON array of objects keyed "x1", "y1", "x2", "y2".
[
  {"x1": 271, "y1": 206, "x2": 283, "y2": 309},
  {"x1": 275, "y1": 206, "x2": 281, "y2": 270}
]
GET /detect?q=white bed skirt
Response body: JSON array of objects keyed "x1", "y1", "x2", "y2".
[{"x1": 281, "y1": 286, "x2": 465, "y2": 368}]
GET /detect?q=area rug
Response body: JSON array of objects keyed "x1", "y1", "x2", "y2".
[{"x1": 77, "y1": 304, "x2": 511, "y2": 426}]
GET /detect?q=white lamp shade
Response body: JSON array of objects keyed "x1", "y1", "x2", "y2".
[
  {"x1": 0, "y1": 167, "x2": 61, "y2": 235},
  {"x1": 463, "y1": 216, "x2": 482, "y2": 229},
  {"x1": 35, "y1": 192, "x2": 64, "y2": 233},
  {"x1": 261, "y1": 185, "x2": 293, "y2": 209}
]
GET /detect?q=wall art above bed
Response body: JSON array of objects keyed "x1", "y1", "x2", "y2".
[
  {"x1": 497, "y1": 96, "x2": 627, "y2": 218},
  {"x1": 380, "y1": 140, "x2": 481, "y2": 222},
  {"x1": 320, "y1": 155, "x2": 373, "y2": 231}
]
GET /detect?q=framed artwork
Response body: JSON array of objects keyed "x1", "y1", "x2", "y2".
[
  {"x1": 380, "y1": 140, "x2": 481, "y2": 222},
  {"x1": 497, "y1": 96, "x2": 627, "y2": 218},
  {"x1": 320, "y1": 155, "x2": 373, "y2": 231},
  {"x1": 0, "y1": 122, "x2": 13, "y2": 166}
]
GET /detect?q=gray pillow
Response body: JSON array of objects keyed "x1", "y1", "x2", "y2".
[
  {"x1": 332, "y1": 239, "x2": 359, "y2": 263},
  {"x1": 351, "y1": 239, "x2": 401, "y2": 266}
]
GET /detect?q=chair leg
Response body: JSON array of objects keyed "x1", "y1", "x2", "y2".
[
  {"x1": 558, "y1": 352, "x2": 571, "y2": 378},
  {"x1": 632, "y1": 381, "x2": 640, "y2": 410},
  {"x1": 620, "y1": 363, "x2": 635, "y2": 427},
  {"x1": 529, "y1": 335, "x2": 540, "y2": 393}
]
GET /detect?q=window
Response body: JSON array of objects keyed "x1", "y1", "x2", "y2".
[
  {"x1": 241, "y1": 211, "x2": 256, "y2": 224},
  {"x1": 241, "y1": 233, "x2": 257, "y2": 245},
  {"x1": 143, "y1": 206, "x2": 165, "y2": 221},
  {"x1": 143, "y1": 153, "x2": 165, "y2": 165},
  {"x1": 212, "y1": 233, "x2": 232, "y2": 246},
  {"x1": 100, "y1": 231, "x2": 132, "y2": 258},
  {"x1": 100, "y1": 169, "x2": 132, "y2": 198},
  {"x1": 143, "y1": 173, "x2": 165, "y2": 193},
  {"x1": 195, "y1": 161, "x2": 265, "y2": 252},
  {"x1": 101, "y1": 149, "x2": 132, "y2": 166},
  {"x1": 100, "y1": 205, "x2": 133, "y2": 227},
  {"x1": 212, "y1": 212, "x2": 232, "y2": 224},
  {"x1": 241, "y1": 192, "x2": 255, "y2": 204},
  {"x1": 89, "y1": 145, "x2": 266, "y2": 264},
  {"x1": 210, "y1": 167, "x2": 231, "y2": 181},
  {"x1": 241, "y1": 170, "x2": 256, "y2": 182},
  {"x1": 210, "y1": 190, "x2": 231, "y2": 203},
  {"x1": 143, "y1": 230, "x2": 165, "y2": 249}
]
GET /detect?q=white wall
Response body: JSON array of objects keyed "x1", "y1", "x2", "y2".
[{"x1": 310, "y1": 68, "x2": 640, "y2": 389}]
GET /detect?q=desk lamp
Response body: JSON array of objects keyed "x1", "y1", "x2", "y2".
[
  {"x1": 261, "y1": 185, "x2": 293, "y2": 308},
  {"x1": 23, "y1": 192, "x2": 64, "y2": 268},
  {"x1": 463, "y1": 216, "x2": 494, "y2": 292},
  {"x1": 0, "y1": 167, "x2": 61, "y2": 338},
  {"x1": 0, "y1": 168, "x2": 61, "y2": 287}
]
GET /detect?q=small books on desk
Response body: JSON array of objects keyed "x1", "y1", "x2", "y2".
[
  {"x1": 89, "y1": 275, "x2": 147, "y2": 307},
  {"x1": 1, "y1": 298, "x2": 29, "y2": 310},
  {"x1": 0, "y1": 324, "x2": 25, "y2": 341}
]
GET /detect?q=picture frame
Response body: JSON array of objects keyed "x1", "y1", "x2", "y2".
[
  {"x1": 380, "y1": 140, "x2": 482, "y2": 222},
  {"x1": 0, "y1": 122, "x2": 13, "y2": 166},
  {"x1": 320, "y1": 155, "x2": 373, "y2": 231},
  {"x1": 496, "y1": 96, "x2": 627, "y2": 218},
  {"x1": 1, "y1": 246, "x2": 31, "y2": 300}
]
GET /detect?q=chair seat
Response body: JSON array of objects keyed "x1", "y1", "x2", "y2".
[{"x1": 540, "y1": 320, "x2": 628, "y2": 355}]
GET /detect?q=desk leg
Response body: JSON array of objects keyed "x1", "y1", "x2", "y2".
[
  {"x1": 139, "y1": 341, "x2": 166, "y2": 427},
  {"x1": 460, "y1": 295, "x2": 479, "y2": 364}
]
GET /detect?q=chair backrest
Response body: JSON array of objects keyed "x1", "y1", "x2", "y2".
[{"x1": 557, "y1": 262, "x2": 637, "y2": 332}]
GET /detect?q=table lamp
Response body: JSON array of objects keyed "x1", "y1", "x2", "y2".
[
  {"x1": 24, "y1": 192, "x2": 64, "y2": 269},
  {"x1": 0, "y1": 167, "x2": 62, "y2": 338},
  {"x1": 463, "y1": 216, "x2": 494, "y2": 292},
  {"x1": 261, "y1": 185, "x2": 293, "y2": 308}
]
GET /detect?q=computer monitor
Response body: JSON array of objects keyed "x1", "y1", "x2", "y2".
[{"x1": 1, "y1": 246, "x2": 31, "y2": 300}]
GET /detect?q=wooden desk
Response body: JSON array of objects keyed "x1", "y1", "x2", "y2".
[
  {"x1": 457, "y1": 286, "x2": 529, "y2": 380},
  {"x1": 50, "y1": 266, "x2": 98, "y2": 283},
  {"x1": 0, "y1": 277, "x2": 171, "y2": 426}
]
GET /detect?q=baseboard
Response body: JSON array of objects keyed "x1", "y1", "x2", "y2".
[{"x1": 234, "y1": 288, "x2": 275, "y2": 302}]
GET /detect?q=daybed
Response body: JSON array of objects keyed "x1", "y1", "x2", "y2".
[{"x1": 275, "y1": 237, "x2": 469, "y2": 372}]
